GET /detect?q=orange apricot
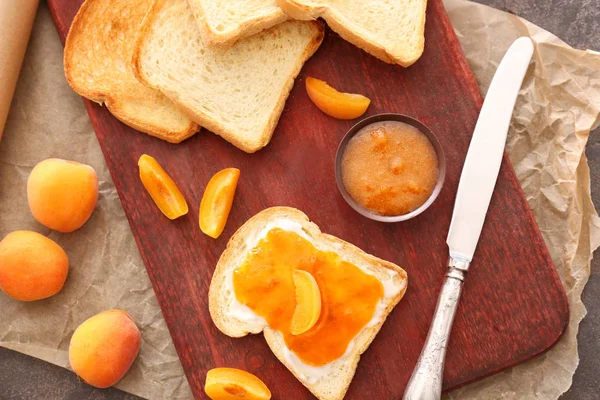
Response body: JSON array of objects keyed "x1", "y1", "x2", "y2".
[
  {"x1": 27, "y1": 158, "x2": 98, "y2": 232},
  {"x1": 199, "y1": 168, "x2": 240, "y2": 239},
  {"x1": 205, "y1": 368, "x2": 271, "y2": 400},
  {"x1": 138, "y1": 154, "x2": 188, "y2": 220},
  {"x1": 0, "y1": 231, "x2": 69, "y2": 301},
  {"x1": 305, "y1": 77, "x2": 371, "y2": 120},
  {"x1": 69, "y1": 310, "x2": 141, "y2": 388}
]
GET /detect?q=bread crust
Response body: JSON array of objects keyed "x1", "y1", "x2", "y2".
[
  {"x1": 187, "y1": 0, "x2": 289, "y2": 47},
  {"x1": 133, "y1": 0, "x2": 325, "y2": 153},
  {"x1": 64, "y1": 0, "x2": 199, "y2": 143},
  {"x1": 209, "y1": 207, "x2": 408, "y2": 400},
  {"x1": 276, "y1": 0, "x2": 426, "y2": 67}
]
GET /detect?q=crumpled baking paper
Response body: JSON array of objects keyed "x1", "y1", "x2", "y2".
[
  {"x1": 0, "y1": 1, "x2": 598, "y2": 400},
  {"x1": 444, "y1": 0, "x2": 600, "y2": 398},
  {"x1": 0, "y1": 4, "x2": 191, "y2": 399}
]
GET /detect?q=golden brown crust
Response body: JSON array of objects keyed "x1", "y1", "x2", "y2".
[
  {"x1": 276, "y1": 0, "x2": 426, "y2": 67},
  {"x1": 104, "y1": 98, "x2": 198, "y2": 144},
  {"x1": 65, "y1": 0, "x2": 199, "y2": 143},
  {"x1": 209, "y1": 207, "x2": 408, "y2": 400},
  {"x1": 63, "y1": 0, "x2": 99, "y2": 100}
]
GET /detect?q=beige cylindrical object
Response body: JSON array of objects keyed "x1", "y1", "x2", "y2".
[{"x1": 0, "y1": 0, "x2": 39, "y2": 142}]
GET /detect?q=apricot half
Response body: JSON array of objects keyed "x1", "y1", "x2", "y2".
[
  {"x1": 27, "y1": 158, "x2": 98, "y2": 232},
  {"x1": 69, "y1": 310, "x2": 141, "y2": 388},
  {"x1": 138, "y1": 154, "x2": 188, "y2": 220},
  {"x1": 290, "y1": 269, "x2": 322, "y2": 335},
  {"x1": 0, "y1": 231, "x2": 69, "y2": 301},
  {"x1": 205, "y1": 368, "x2": 271, "y2": 400},
  {"x1": 305, "y1": 77, "x2": 371, "y2": 120},
  {"x1": 199, "y1": 168, "x2": 240, "y2": 239}
]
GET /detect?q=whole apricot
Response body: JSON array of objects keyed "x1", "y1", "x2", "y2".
[
  {"x1": 69, "y1": 310, "x2": 141, "y2": 388},
  {"x1": 27, "y1": 158, "x2": 98, "y2": 232},
  {"x1": 0, "y1": 231, "x2": 69, "y2": 301}
]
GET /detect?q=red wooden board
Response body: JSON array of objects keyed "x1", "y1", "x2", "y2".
[{"x1": 48, "y1": 1, "x2": 569, "y2": 398}]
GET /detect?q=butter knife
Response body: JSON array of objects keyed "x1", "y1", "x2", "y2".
[{"x1": 403, "y1": 37, "x2": 534, "y2": 400}]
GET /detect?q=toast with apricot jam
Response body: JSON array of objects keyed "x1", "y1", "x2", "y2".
[{"x1": 209, "y1": 207, "x2": 408, "y2": 400}]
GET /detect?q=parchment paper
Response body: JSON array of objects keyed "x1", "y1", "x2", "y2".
[
  {"x1": 1, "y1": 2, "x2": 599, "y2": 400},
  {"x1": 0, "y1": 5, "x2": 192, "y2": 399}
]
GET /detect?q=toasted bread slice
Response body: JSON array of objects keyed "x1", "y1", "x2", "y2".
[
  {"x1": 133, "y1": 0, "x2": 324, "y2": 153},
  {"x1": 187, "y1": 0, "x2": 288, "y2": 47},
  {"x1": 276, "y1": 0, "x2": 427, "y2": 67},
  {"x1": 209, "y1": 207, "x2": 408, "y2": 400},
  {"x1": 64, "y1": 0, "x2": 198, "y2": 143}
]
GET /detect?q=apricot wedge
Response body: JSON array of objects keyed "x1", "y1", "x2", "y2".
[
  {"x1": 290, "y1": 269, "x2": 322, "y2": 335},
  {"x1": 199, "y1": 168, "x2": 240, "y2": 239},
  {"x1": 138, "y1": 154, "x2": 188, "y2": 219},
  {"x1": 305, "y1": 76, "x2": 371, "y2": 120},
  {"x1": 205, "y1": 368, "x2": 271, "y2": 400}
]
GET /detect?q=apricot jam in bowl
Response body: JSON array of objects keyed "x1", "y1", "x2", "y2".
[{"x1": 335, "y1": 114, "x2": 446, "y2": 222}]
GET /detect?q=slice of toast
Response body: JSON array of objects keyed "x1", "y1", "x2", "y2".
[
  {"x1": 64, "y1": 0, "x2": 198, "y2": 143},
  {"x1": 276, "y1": 0, "x2": 427, "y2": 67},
  {"x1": 209, "y1": 207, "x2": 408, "y2": 400},
  {"x1": 133, "y1": 0, "x2": 324, "y2": 153},
  {"x1": 187, "y1": 0, "x2": 288, "y2": 47}
]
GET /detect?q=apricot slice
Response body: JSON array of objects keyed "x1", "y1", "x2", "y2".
[
  {"x1": 205, "y1": 368, "x2": 271, "y2": 400},
  {"x1": 199, "y1": 168, "x2": 240, "y2": 239},
  {"x1": 305, "y1": 76, "x2": 371, "y2": 120},
  {"x1": 290, "y1": 269, "x2": 322, "y2": 335},
  {"x1": 138, "y1": 154, "x2": 188, "y2": 220}
]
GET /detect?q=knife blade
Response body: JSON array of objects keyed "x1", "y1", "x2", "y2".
[
  {"x1": 447, "y1": 36, "x2": 535, "y2": 262},
  {"x1": 403, "y1": 37, "x2": 534, "y2": 400}
]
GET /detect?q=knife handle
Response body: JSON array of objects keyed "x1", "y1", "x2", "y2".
[{"x1": 403, "y1": 257, "x2": 470, "y2": 400}]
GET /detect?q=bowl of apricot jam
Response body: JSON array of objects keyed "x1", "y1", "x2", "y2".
[{"x1": 335, "y1": 114, "x2": 446, "y2": 222}]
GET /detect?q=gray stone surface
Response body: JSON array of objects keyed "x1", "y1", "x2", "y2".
[
  {"x1": 0, "y1": 0, "x2": 598, "y2": 399},
  {"x1": 0, "y1": 348, "x2": 141, "y2": 400}
]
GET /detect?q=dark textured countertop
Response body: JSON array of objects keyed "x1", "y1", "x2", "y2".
[{"x1": 1, "y1": 0, "x2": 598, "y2": 399}]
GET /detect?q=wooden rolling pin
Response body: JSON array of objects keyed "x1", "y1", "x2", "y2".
[{"x1": 0, "y1": 0, "x2": 39, "y2": 142}]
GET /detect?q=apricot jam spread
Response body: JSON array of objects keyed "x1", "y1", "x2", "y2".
[
  {"x1": 232, "y1": 228, "x2": 384, "y2": 366},
  {"x1": 341, "y1": 121, "x2": 439, "y2": 216}
]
